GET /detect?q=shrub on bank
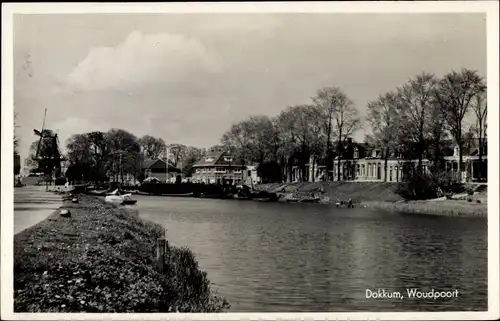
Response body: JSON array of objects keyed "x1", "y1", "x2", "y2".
[
  {"x1": 396, "y1": 168, "x2": 468, "y2": 200},
  {"x1": 14, "y1": 195, "x2": 229, "y2": 313},
  {"x1": 396, "y1": 171, "x2": 440, "y2": 200}
]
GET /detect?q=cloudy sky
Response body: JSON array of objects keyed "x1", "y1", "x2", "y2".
[{"x1": 14, "y1": 13, "x2": 486, "y2": 163}]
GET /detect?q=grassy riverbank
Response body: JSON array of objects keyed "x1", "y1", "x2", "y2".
[
  {"x1": 255, "y1": 181, "x2": 404, "y2": 202},
  {"x1": 255, "y1": 181, "x2": 487, "y2": 217},
  {"x1": 14, "y1": 194, "x2": 229, "y2": 312},
  {"x1": 362, "y1": 199, "x2": 487, "y2": 218}
]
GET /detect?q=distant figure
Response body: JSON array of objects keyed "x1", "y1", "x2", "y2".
[{"x1": 347, "y1": 198, "x2": 353, "y2": 208}]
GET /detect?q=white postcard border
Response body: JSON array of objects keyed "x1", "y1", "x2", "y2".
[{"x1": 2, "y1": 2, "x2": 498, "y2": 320}]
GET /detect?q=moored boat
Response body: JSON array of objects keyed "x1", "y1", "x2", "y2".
[
  {"x1": 250, "y1": 191, "x2": 279, "y2": 202},
  {"x1": 104, "y1": 189, "x2": 138, "y2": 206}
]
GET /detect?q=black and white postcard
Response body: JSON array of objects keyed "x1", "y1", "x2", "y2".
[{"x1": 2, "y1": 2, "x2": 499, "y2": 320}]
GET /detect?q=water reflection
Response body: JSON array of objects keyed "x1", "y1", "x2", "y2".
[{"x1": 133, "y1": 195, "x2": 487, "y2": 312}]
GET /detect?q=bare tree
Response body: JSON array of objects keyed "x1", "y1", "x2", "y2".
[
  {"x1": 275, "y1": 108, "x2": 300, "y2": 182},
  {"x1": 470, "y1": 89, "x2": 487, "y2": 180},
  {"x1": 435, "y1": 69, "x2": 486, "y2": 182},
  {"x1": 168, "y1": 144, "x2": 188, "y2": 168},
  {"x1": 107, "y1": 129, "x2": 141, "y2": 182},
  {"x1": 333, "y1": 93, "x2": 360, "y2": 181},
  {"x1": 397, "y1": 73, "x2": 437, "y2": 173},
  {"x1": 304, "y1": 105, "x2": 326, "y2": 182},
  {"x1": 312, "y1": 87, "x2": 359, "y2": 181},
  {"x1": 138, "y1": 135, "x2": 166, "y2": 159},
  {"x1": 367, "y1": 91, "x2": 400, "y2": 182},
  {"x1": 427, "y1": 102, "x2": 449, "y2": 173},
  {"x1": 312, "y1": 87, "x2": 339, "y2": 181}
]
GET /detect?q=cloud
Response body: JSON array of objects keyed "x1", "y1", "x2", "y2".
[
  {"x1": 67, "y1": 31, "x2": 221, "y2": 93},
  {"x1": 14, "y1": 14, "x2": 486, "y2": 166}
]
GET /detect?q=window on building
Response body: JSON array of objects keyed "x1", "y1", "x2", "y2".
[
  {"x1": 247, "y1": 170, "x2": 251, "y2": 176},
  {"x1": 389, "y1": 167, "x2": 393, "y2": 182}
]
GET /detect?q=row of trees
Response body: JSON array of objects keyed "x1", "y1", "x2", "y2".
[
  {"x1": 22, "y1": 68, "x2": 486, "y2": 186},
  {"x1": 25, "y1": 129, "x2": 207, "y2": 184},
  {"x1": 220, "y1": 68, "x2": 487, "y2": 183},
  {"x1": 221, "y1": 86, "x2": 361, "y2": 183},
  {"x1": 367, "y1": 69, "x2": 486, "y2": 182}
]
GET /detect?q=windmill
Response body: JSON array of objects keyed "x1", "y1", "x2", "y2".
[{"x1": 33, "y1": 109, "x2": 63, "y2": 184}]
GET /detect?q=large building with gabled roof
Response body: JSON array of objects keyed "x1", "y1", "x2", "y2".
[{"x1": 191, "y1": 150, "x2": 259, "y2": 185}]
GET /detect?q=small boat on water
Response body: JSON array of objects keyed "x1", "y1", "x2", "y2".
[
  {"x1": 104, "y1": 189, "x2": 138, "y2": 205},
  {"x1": 233, "y1": 194, "x2": 252, "y2": 200},
  {"x1": 250, "y1": 191, "x2": 279, "y2": 202}
]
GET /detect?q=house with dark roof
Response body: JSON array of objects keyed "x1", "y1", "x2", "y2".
[
  {"x1": 142, "y1": 158, "x2": 182, "y2": 183},
  {"x1": 191, "y1": 151, "x2": 258, "y2": 185}
]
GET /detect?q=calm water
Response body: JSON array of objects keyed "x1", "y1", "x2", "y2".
[
  {"x1": 13, "y1": 189, "x2": 488, "y2": 312},
  {"x1": 135, "y1": 195, "x2": 488, "y2": 312},
  {"x1": 14, "y1": 186, "x2": 62, "y2": 234}
]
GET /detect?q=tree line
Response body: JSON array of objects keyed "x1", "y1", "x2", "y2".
[
  {"x1": 23, "y1": 68, "x2": 486, "y2": 187},
  {"x1": 220, "y1": 68, "x2": 487, "y2": 184},
  {"x1": 25, "y1": 129, "x2": 207, "y2": 184}
]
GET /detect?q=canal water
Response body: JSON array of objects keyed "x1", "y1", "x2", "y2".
[
  {"x1": 14, "y1": 186, "x2": 63, "y2": 234},
  {"x1": 135, "y1": 194, "x2": 487, "y2": 312},
  {"x1": 13, "y1": 189, "x2": 487, "y2": 312}
]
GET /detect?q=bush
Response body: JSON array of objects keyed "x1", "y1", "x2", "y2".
[
  {"x1": 397, "y1": 167, "x2": 470, "y2": 201},
  {"x1": 396, "y1": 170, "x2": 440, "y2": 200},
  {"x1": 161, "y1": 247, "x2": 230, "y2": 312}
]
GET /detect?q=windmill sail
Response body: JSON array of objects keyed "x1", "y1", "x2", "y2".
[{"x1": 35, "y1": 108, "x2": 47, "y2": 159}]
